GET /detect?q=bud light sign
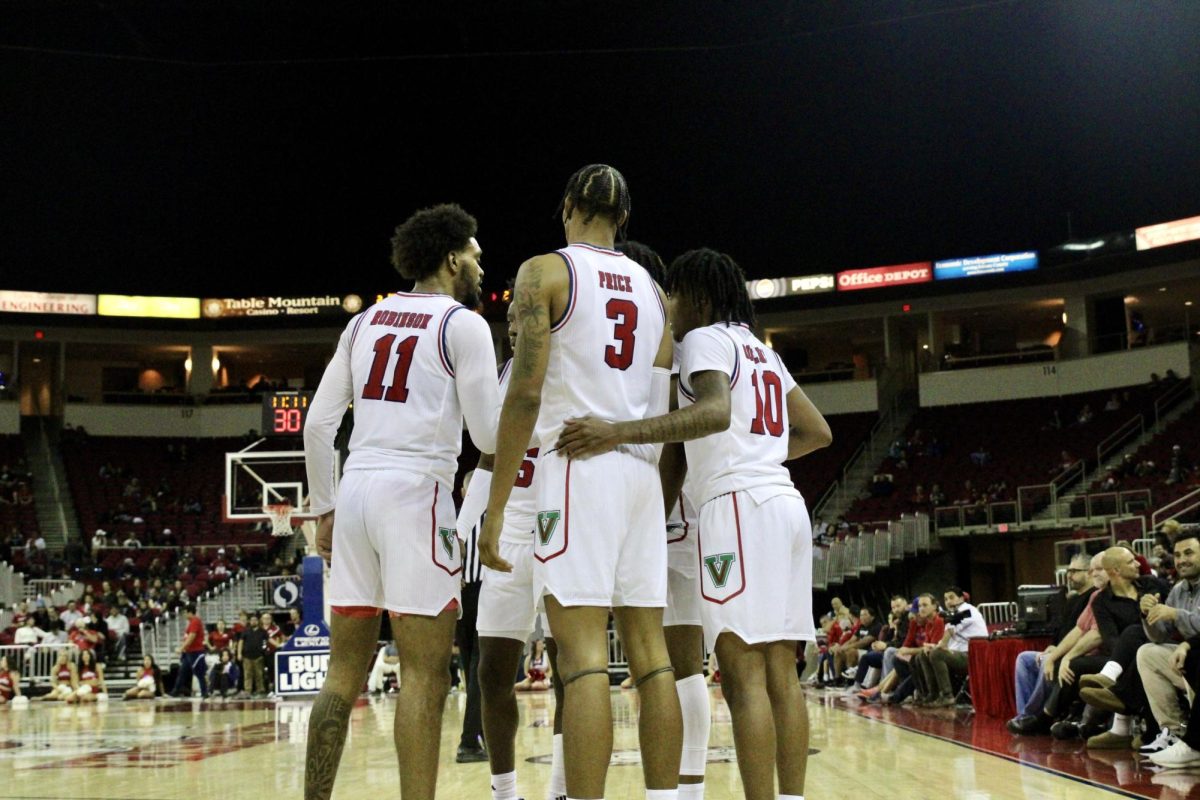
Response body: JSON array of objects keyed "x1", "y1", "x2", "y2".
[{"x1": 274, "y1": 618, "x2": 331, "y2": 696}]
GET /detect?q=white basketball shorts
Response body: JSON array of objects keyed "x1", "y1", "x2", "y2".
[
  {"x1": 663, "y1": 521, "x2": 702, "y2": 628},
  {"x1": 697, "y1": 489, "x2": 815, "y2": 652},
  {"x1": 532, "y1": 449, "x2": 667, "y2": 608},
  {"x1": 329, "y1": 469, "x2": 462, "y2": 617},
  {"x1": 478, "y1": 541, "x2": 538, "y2": 642}
]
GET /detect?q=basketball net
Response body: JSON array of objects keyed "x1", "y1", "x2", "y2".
[{"x1": 265, "y1": 503, "x2": 295, "y2": 537}]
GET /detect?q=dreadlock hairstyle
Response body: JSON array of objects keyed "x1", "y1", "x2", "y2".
[
  {"x1": 665, "y1": 248, "x2": 755, "y2": 329},
  {"x1": 616, "y1": 240, "x2": 666, "y2": 286},
  {"x1": 556, "y1": 164, "x2": 631, "y2": 236},
  {"x1": 390, "y1": 203, "x2": 478, "y2": 281}
]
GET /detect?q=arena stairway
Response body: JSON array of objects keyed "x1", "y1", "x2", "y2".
[{"x1": 22, "y1": 419, "x2": 79, "y2": 550}]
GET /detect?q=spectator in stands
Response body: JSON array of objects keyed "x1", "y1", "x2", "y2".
[
  {"x1": 853, "y1": 595, "x2": 911, "y2": 699},
  {"x1": 1104, "y1": 393, "x2": 1122, "y2": 412},
  {"x1": 67, "y1": 649, "x2": 106, "y2": 704},
  {"x1": 911, "y1": 588, "x2": 987, "y2": 707},
  {"x1": 1007, "y1": 554, "x2": 1098, "y2": 734},
  {"x1": 884, "y1": 594, "x2": 946, "y2": 705},
  {"x1": 969, "y1": 445, "x2": 991, "y2": 467},
  {"x1": 911, "y1": 484, "x2": 927, "y2": 507},
  {"x1": 1076, "y1": 404, "x2": 1094, "y2": 426},
  {"x1": 954, "y1": 480, "x2": 977, "y2": 506},
  {"x1": 209, "y1": 649, "x2": 241, "y2": 699},
  {"x1": 0, "y1": 655, "x2": 23, "y2": 706},
  {"x1": 1053, "y1": 450, "x2": 1078, "y2": 475},
  {"x1": 836, "y1": 607, "x2": 881, "y2": 686},
  {"x1": 929, "y1": 484, "x2": 947, "y2": 506},
  {"x1": 183, "y1": 497, "x2": 203, "y2": 515},
  {"x1": 813, "y1": 515, "x2": 830, "y2": 542},
  {"x1": 171, "y1": 603, "x2": 209, "y2": 699},
  {"x1": 90, "y1": 527, "x2": 107, "y2": 561},
  {"x1": 1082, "y1": 534, "x2": 1200, "y2": 755},
  {"x1": 125, "y1": 655, "x2": 163, "y2": 700},
  {"x1": 209, "y1": 619, "x2": 232, "y2": 654},
  {"x1": 1046, "y1": 546, "x2": 1167, "y2": 747},
  {"x1": 1166, "y1": 445, "x2": 1190, "y2": 485},
  {"x1": 87, "y1": 609, "x2": 109, "y2": 659},
  {"x1": 870, "y1": 473, "x2": 894, "y2": 497},
  {"x1": 106, "y1": 605, "x2": 130, "y2": 661},
  {"x1": 284, "y1": 607, "x2": 302, "y2": 637},
  {"x1": 67, "y1": 618, "x2": 101, "y2": 655},
  {"x1": 13, "y1": 615, "x2": 47, "y2": 646},
  {"x1": 122, "y1": 533, "x2": 142, "y2": 548},
  {"x1": 237, "y1": 614, "x2": 268, "y2": 699}
]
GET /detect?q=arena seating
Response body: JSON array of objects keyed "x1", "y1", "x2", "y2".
[
  {"x1": 788, "y1": 412, "x2": 877, "y2": 505},
  {"x1": 843, "y1": 382, "x2": 1174, "y2": 524},
  {"x1": 60, "y1": 436, "x2": 272, "y2": 548},
  {"x1": 0, "y1": 435, "x2": 39, "y2": 540},
  {"x1": 1085, "y1": 400, "x2": 1200, "y2": 507}
]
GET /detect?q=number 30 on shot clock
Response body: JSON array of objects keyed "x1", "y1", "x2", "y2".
[{"x1": 262, "y1": 390, "x2": 314, "y2": 436}]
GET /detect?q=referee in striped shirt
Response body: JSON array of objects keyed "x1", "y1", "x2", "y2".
[{"x1": 455, "y1": 469, "x2": 487, "y2": 762}]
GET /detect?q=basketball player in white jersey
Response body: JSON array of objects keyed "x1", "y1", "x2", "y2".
[
  {"x1": 302, "y1": 203, "x2": 499, "y2": 800},
  {"x1": 556, "y1": 248, "x2": 832, "y2": 800},
  {"x1": 480, "y1": 165, "x2": 683, "y2": 800},
  {"x1": 620, "y1": 241, "x2": 710, "y2": 800},
  {"x1": 455, "y1": 301, "x2": 551, "y2": 800}
]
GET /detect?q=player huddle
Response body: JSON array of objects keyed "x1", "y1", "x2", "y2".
[{"x1": 303, "y1": 164, "x2": 832, "y2": 800}]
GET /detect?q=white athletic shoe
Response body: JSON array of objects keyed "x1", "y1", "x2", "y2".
[
  {"x1": 1149, "y1": 740, "x2": 1200, "y2": 769},
  {"x1": 1139, "y1": 728, "x2": 1179, "y2": 755}
]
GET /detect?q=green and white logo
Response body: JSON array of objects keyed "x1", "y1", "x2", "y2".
[
  {"x1": 437, "y1": 527, "x2": 457, "y2": 561},
  {"x1": 536, "y1": 511, "x2": 561, "y2": 546},
  {"x1": 703, "y1": 553, "x2": 737, "y2": 588}
]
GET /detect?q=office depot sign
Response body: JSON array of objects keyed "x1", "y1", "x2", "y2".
[{"x1": 836, "y1": 262, "x2": 932, "y2": 292}]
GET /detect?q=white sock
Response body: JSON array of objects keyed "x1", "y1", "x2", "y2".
[
  {"x1": 679, "y1": 783, "x2": 705, "y2": 800},
  {"x1": 548, "y1": 733, "x2": 565, "y2": 799},
  {"x1": 677, "y1": 674, "x2": 710, "y2": 781},
  {"x1": 1111, "y1": 713, "x2": 1131, "y2": 736},
  {"x1": 646, "y1": 791, "x2": 677, "y2": 800},
  {"x1": 491, "y1": 771, "x2": 517, "y2": 800},
  {"x1": 779, "y1": 795, "x2": 806, "y2": 800},
  {"x1": 1100, "y1": 662, "x2": 1123, "y2": 683}
]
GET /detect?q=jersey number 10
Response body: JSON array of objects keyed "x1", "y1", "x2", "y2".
[{"x1": 750, "y1": 370, "x2": 784, "y2": 437}]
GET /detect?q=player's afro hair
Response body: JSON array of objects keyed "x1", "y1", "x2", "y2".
[{"x1": 390, "y1": 203, "x2": 478, "y2": 281}]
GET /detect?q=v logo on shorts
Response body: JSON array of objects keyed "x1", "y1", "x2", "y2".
[
  {"x1": 536, "y1": 511, "x2": 561, "y2": 546},
  {"x1": 437, "y1": 527, "x2": 456, "y2": 561},
  {"x1": 703, "y1": 553, "x2": 737, "y2": 588}
]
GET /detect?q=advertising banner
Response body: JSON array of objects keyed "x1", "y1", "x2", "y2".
[
  {"x1": 747, "y1": 274, "x2": 835, "y2": 300},
  {"x1": 0, "y1": 290, "x2": 97, "y2": 315},
  {"x1": 836, "y1": 262, "x2": 932, "y2": 292},
  {"x1": 201, "y1": 294, "x2": 364, "y2": 319},
  {"x1": 98, "y1": 295, "x2": 201, "y2": 319},
  {"x1": 1136, "y1": 215, "x2": 1200, "y2": 251},
  {"x1": 934, "y1": 251, "x2": 1039, "y2": 280}
]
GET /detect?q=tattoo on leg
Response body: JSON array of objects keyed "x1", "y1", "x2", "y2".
[{"x1": 305, "y1": 692, "x2": 354, "y2": 800}]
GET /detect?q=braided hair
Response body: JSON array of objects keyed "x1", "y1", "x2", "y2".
[
  {"x1": 616, "y1": 240, "x2": 666, "y2": 286},
  {"x1": 556, "y1": 164, "x2": 631, "y2": 234},
  {"x1": 665, "y1": 248, "x2": 755, "y2": 328}
]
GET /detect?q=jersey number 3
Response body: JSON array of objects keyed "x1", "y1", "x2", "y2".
[
  {"x1": 604, "y1": 299, "x2": 638, "y2": 370},
  {"x1": 362, "y1": 334, "x2": 418, "y2": 403},
  {"x1": 750, "y1": 370, "x2": 784, "y2": 437}
]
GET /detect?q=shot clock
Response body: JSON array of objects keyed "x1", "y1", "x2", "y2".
[{"x1": 262, "y1": 390, "x2": 314, "y2": 436}]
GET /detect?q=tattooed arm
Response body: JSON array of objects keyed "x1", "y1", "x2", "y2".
[
  {"x1": 478, "y1": 254, "x2": 567, "y2": 571},
  {"x1": 556, "y1": 369, "x2": 731, "y2": 458}
]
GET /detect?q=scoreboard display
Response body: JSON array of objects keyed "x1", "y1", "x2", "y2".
[{"x1": 262, "y1": 390, "x2": 314, "y2": 436}]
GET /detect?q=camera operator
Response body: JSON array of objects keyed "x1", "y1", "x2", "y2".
[{"x1": 911, "y1": 587, "x2": 987, "y2": 707}]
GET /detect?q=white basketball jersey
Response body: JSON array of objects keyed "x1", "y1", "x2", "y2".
[
  {"x1": 308, "y1": 291, "x2": 499, "y2": 507},
  {"x1": 677, "y1": 323, "x2": 801, "y2": 506},
  {"x1": 534, "y1": 243, "x2": 666, "y2": 457},
  {"x1": 498, "y1": 359, "x2": 539, "y2": 544}
]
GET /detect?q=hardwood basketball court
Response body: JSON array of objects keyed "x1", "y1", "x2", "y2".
[{"x1": 0, "y1": 686, "x2": 1183, "y2": 799}]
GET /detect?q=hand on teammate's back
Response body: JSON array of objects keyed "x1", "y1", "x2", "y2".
[
  {"x1": 316, "y1": 512, "x2": 334, "y2": 564},
  {"x1": 556, "y1": 417, "x2": 620, "y2": 459}
]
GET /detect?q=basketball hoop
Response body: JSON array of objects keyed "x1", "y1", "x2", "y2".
[{"x1": 265, "y1": 503, "x2": 295, "y2": 537}]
